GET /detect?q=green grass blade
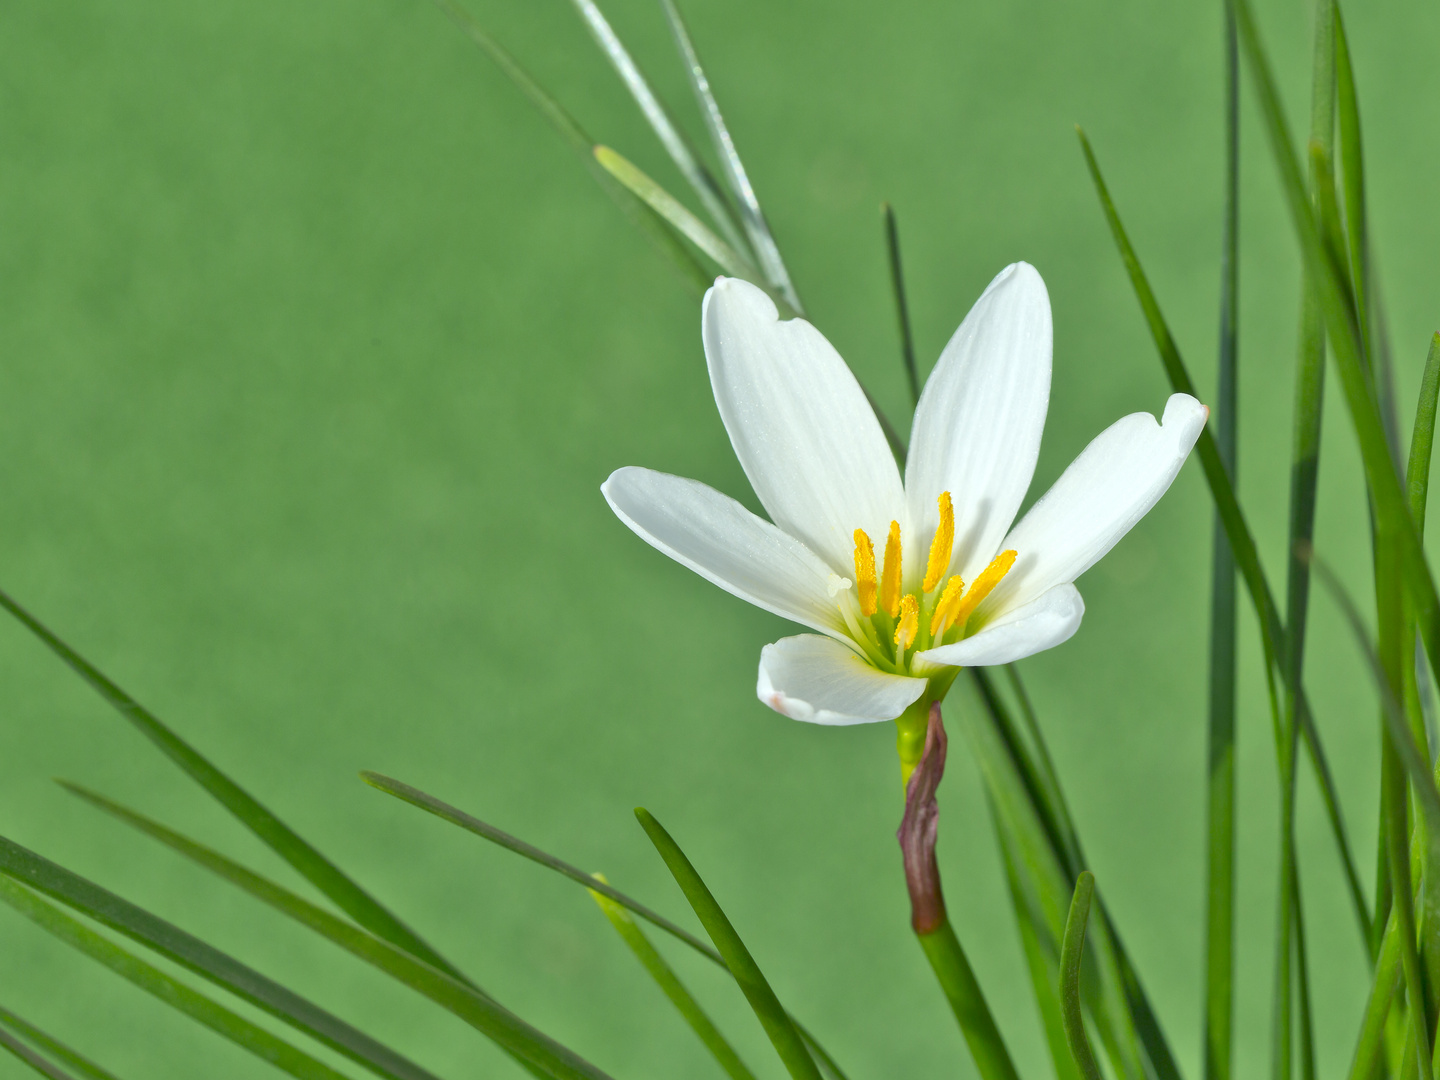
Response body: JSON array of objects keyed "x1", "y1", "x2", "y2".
[
  {"x1": 0, "y1": 1008, "x2": 122, "y2": 1080},
  {"x1": 658, "y1": 0, "x2": 801, "y2": 312},
  {"x1": 0, "y1": 838, "x2": 446, "y2": 1080},
  {"x1": 565, "y1": 0, "x2": 751, "y2": 258},
  {"x1": 429, "y1": 0, "x2": 709, "y2": 295},
  {"x1": 1407, "y1": 335, "x2": 1440, "y2": 527},
  {"x1": 588, "y1": 878, "x2": 756, "y2": 1080},
  {"x1": 915, "y1": 921, "x2": 1020, "y2": 1080},
  {"x1": 882, "y1": 202, "x2": 921, "y2": 408},
  {"x1": 0, "y1": 878, "x2": 356, "y2": 1080},
  {"x1": 57, "y1": 782, "x2": 613, "y2": 1080},
  {"x1": 634, "y1": 808, "x2": 821, "y2": 1080},
  {"x1": 0, "y1": 587, "x2": 470, "y2": 990},
  {"x1": 1075, "y1": 128, "x2": 1372, "y2": 949},
  {"x1": 1333, "y1": 11, "x2": 1372, "y2": 386},
  {"x1": 593, "y1": 145, "x2": 764, "y2": 283},
  {"x1": 1346, "y1": 910, "x2": 1401, "y2": 1080},
  {"x1": 0, "y1": 1028, "x2": 78, "y2": 1080},
  {"x1": 1059, "y1": 872, "x2": 1104, "y2": 1080}
]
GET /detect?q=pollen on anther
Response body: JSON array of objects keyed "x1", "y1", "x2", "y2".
[
  {"x1": 852, "y1": 529, "x2": 878, "y2": 616},
  {"x1": 950, "y1": 549, "x2": 1018, "y2": 629},
  {"x1": 880, "y1": 521, "x2": 903, "y2": 618},
  {"x1": 894, "y1": 594, "x2": 919, "y2": 650},
  {"x1": 923, "y1": 492, "x2": 955, "y2": 593},
  {"x1": 929, "y1": 575, "x2": 966, "y2": 638}
]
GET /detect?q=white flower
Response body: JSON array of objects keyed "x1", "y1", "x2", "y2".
[{"x1": 603, "y1": 264, "x2": 1206, "y2": 735}]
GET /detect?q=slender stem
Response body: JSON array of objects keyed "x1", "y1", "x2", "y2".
[
  {"x1": 1059, "y1": 872, "x2": 1104, "y2": 1080},
  {"x1": 917, "y1": 921, "x2": 1021, "y2": 1080},
  {"x1": 882, "y1": 202, "x2": 921, "y2": 408}
]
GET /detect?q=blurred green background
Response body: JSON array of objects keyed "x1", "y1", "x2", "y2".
[{"x1": 2, "y1": 0, "x2": 1438, "y2": 1076}]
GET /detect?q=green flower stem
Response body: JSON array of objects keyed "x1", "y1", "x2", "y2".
[
  {"x1": 896, "y1": 697, "x2": 932, "y2": 786},
  {"x1": 1059, "y1": 872, "x2": 1103, "y2": 1080},
  {"x1": 916, "y1": 919, "x2": 1020, "y2": 1080}
]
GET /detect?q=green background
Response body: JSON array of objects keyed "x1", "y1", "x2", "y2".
[{"x1": 1, "y1": 0, "x2": 1437, "y2": 1075}]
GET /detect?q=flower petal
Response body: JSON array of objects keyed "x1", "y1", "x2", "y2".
[
  {"x1": 986, "y1": 394, "x2": 1207, "y2": 615},
  {"x1": 757, "y1": 635, "x2": 928, "y2": 725},
  {"x1": 602, "y1": 466, "x2": 848, "y2": 638},
  {"x1": 905, "y1": 263, "x2": 1052, "y2": 586},
  {"x1": 703, "y1": 277, "x2": 905, "y2": 573},
  {"x1": 918, "y1": 584, "x2": 1084, "y2": 667}
]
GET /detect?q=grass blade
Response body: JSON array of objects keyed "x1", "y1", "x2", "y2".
[
  {"x1": 1059, "y1": 871, "x2": 1103, "y2": 1080},
  {"x1": 429, "y1": 0, "x2": 709, "y2": 294},
  {"x1": 57, "y1": 782, "x2": 614, "y2": 1080},
  {"x1": 1075, "y1": 128, "x2": 1372, "y2": 948},
  {"x1": 1333, "y1": 12, "x2": 1372, "y2": 383},
  {"x1": 0, "y1": 835, "x2": 443, "y2": 1080},
  {"x1": 1407, "y1": 335, "x2": 1440, "y2": 528},
  {"x1": 658, "y1": 0, "x2": 801, "y2": 312},
  {"x1": 0, "y1": 1008, "x2": 121, "y2": 1080},
  {"x1": 0, "y1": 878, "x2": 356, "y2": 1080},
  {"x1": 0, "y1": 1028, "x2": 79, "y2": 1080},
  {"x1": 588, "y1": 877, "x2": 756, "y2": 1080},
  {"x1": 634, "y1": 808, "x2": 821, "y2": 1080},
  {"x1": 0, "y1": 587, "x2": 470, "y2": 988},
  {"x1": 882, "y1": 202, "x2": 921, "y2": 408},
  {"x1": 565, "y1": 0, "x2": 750, "y2": 257}
]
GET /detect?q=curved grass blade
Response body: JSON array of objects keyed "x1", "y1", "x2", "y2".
[
  {"x1": 429, "y1": 0, "x2": 709, "y2": 295},
  {"x1": 1059, "y1": 871, "x2": 1103, "y2": 1080},
  {"x1": 1346, "y1": 910, "x2": 1401, "y2": 1080},
  {"x1": 358, "y1": 773, "x2": 850, "y2": 1080},
  {"x1": 659, "y1": 0, "x2": 801, "y2": 312},
  {"x1": 0, "y1": 1028, "x2": 78, "y2": 1080},
  {"x1": 1407, "y1": 335, "x2": 1440, "y2": 527},
  {"x1": 588, "y1": 877, "x2": 756, "y2": 1080},
  {"x1": 565, "y1": 0, "x2": 750, "y2": 257},
  {"x1": 634, "y1": 808, "x2": 820, "y2": 1080},
  {"x1": 1075, "y1": 129, "x2": 1372, "y2": 948},
  {"x1": 882, "y1": 202, "x2": 921, "y2": 408},
  {"x1": 54, "y1": 783, "x2": 613, "y2": 1080},
  {"x1": 0, "y1": 878, "x2": 356, "y2": 1080},
  {"x1": 0, "y1": 1007, "x2": 121, "y2": 1080},
  {"x1": 0, "y1": 836, "x2": 442, "y2": 1080},
  {"x1": 594, "y1": 146, "x2": 763, "y2": 283},
  {"x1": 0, "y1": 587, "x2": 469, "y2": 990}
]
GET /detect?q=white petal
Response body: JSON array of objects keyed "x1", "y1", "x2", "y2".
[
  {"x1": 918, "y1": 584, "x2": 1085, "y2": 667},
  {"x1": 905, "y1": 263, "x2": 1052, "y2": 586},
  {"x1": 602, "y1": 467, "x2": 849, "y2": 638},
  {"x1": 757, "y1": 635, "x2": 928, "y2": 726},
  {"x1": 703, "y1": 277, "x2": 905, "y2": 573},
  {"x1": 986, "y1": 394, "x2": 1207, "y2": 614}
]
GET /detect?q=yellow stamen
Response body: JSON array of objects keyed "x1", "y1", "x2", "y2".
[
  {"x1": 852, "y1": 529, "x2": 878, "y2": 617},
  {"x1": 950, "y1": 549, "x2": 1018, "y2": 629},
  {"x1": 894, "y1": 594, "x2": 919, "y2": 651},
  {"x1": 923, "y1": 491, "x2": 955, "y2": 593},
  {"x1": 880, "y1": 521, "x2": 903, "y2": 618},
  {"x1": 929, "y1": 575, "x2": 966, "y2": 638}
]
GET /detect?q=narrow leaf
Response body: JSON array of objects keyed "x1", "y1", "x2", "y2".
[
  {"x1": 0, "y1": 1007, "x2": 121, "y2": 1080},
  {"x1": 1059, "y1": 872, "x2": 1104, "y2": 1080},
  {"x1": 0, "y1": 1028, "x2": 78, "y2": 1080},
  {"x1": 882, "y1": 202, "x2": 921, "y2": 408},
  {"x1": 1407, "y1": 334, "x2": 1440, "y2": 528},
  {"x1": 0, "y1": 878, "x2": 356, "y2": 1080},
  {"x1": 634, "y1": 808, "x2": 820, "y2": 1080}
]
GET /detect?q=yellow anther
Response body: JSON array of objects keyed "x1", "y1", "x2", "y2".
[
  {"x1": 880, "y1": 520, "x2": 903, "y2": 618},
  {"x1": 852, "y1": 529, "x2": 878, "y2": 617},
  {"x1": 950, "y1": 549, "x2": 1018, "y2": 629},
  {"x1": 929, "y1": 575, "x2": 966, "y2": 638},
  {"x1": 923, "y1": 491, "x2": 955, "y2": 593},
  {"x1": 894, "y1": 594, "x2": 919, "y2": 651}
]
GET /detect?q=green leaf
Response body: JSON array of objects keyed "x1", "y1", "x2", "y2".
[
  {"x1": 0, "y1": 1029, "x2": 79, "y2": 1080},
  {"x1": 1059, "y1": 872, "x2": 1103, "y2": 1080},
  {"x1": 658, "y1": 0, "x2": 802, "y2": 313},
  {"x1": 914, "y1": 918, "x2": 1020, "y2": 1080},
  {"x1": 0, "y1": 835, "x2": 441, "y2": 1080},
  {"x1": 55, "y1": 782, "x2": 615, "y2": 1080},
  {"x1": 0, "y1": 879, "x2": 356, "y2": 1080},
  {"x1": 634, "y1": 808, "x2": 820, "y2": 1080},
  {"x1": 0, "y1": 588, "x2": 470, "y2": 988},
  {"x1": 0, "y1": 1007, "x2": 122, "y2": 1080},
  {"x1": 1407, "y1": 334, "x2": 1440, "y2": 530},
  {"x1": 588, "y1": 877, "x2": 756, "y2": 1080},
  {"x1": 1346, "y1": 910, "x2": 1402, "y2": 1080},
  {"x1": 881, "y1": 202, "x2": 921, "y2": 408}
]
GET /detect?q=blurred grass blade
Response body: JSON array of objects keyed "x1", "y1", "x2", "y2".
[
  {"x1": 594, "y1": 145, "x2": 764, "y2": 282},
  {"x1": 1407, "y1": 335, "x2": 1440, "y2": 526},
  {"x1": 0, "y1": 587, "x2": 472, "y2": 990},
  {"x1": 588, "y1": 877, "x2": 757, "y2": 1080},
  {"x1": 0, "y1": 1008, "x2": 120, "y2": 1080},
  {"x1": 566, "y1": 0, "x2": 750, "y2": 257},
  {"x1": 1075, "y1": 127, "x2": 1372, "y2": 948},
  {"x1": 1333, "y1": 12, "x2": 1372, "y2": 381},
  {"x1": 1346, "y1": 911, "x2": 1401, "y2": 1080},
  {"x1": 1059, "y1": 871, "x2": 1103, "y2": 1080},
  {"x1": 882, "y1": 202, "x2": 921, "y2": 408},
  {"x1": 1204, "y1": 8, "x2": 1240, "y2": 1079},
  {"x1": 0, "y1": 835, "x2": 443, "y2": 1080},
  {"x1": 358, "y1": 773, "x2": 851, "y2": 1080},
  {"x1": 658, "y1": 0, "x2": 801, "y2": 311},
  {"x1": 430, "y1": 0, "x2": 709, "y2": 294},
  {"x1": 0, "y1": 1028, "x2": 78, "y2": 1080},
  {"x1": 57, "y1": 782, "x2": 614, "y2": 1080},
  {"x1": 0, "y1": 878, "x2": 356, "y2": 1080},
  {"x1": 634, "y1": 808, "x2": 821, "y2": 1080}
]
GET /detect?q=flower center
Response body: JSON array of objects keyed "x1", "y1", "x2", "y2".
[{"x1": 845, "y1": 491, "x2": 1016, "y2": 672}]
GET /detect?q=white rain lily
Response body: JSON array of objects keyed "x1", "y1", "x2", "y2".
[{"x1": 603, "y1": 264, "x2": 1205, "y2": 774}]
